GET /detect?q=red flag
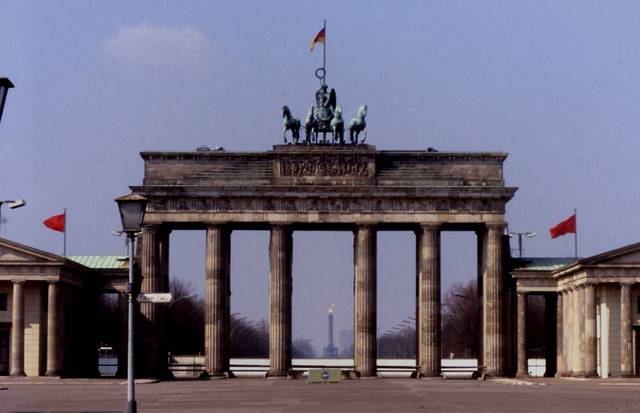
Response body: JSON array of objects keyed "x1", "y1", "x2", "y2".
[
  {"x1": 549, "y1": 214, "x2": 576, "y2": 239},
  {"x1": 43, "y1": 212, "x2": 65, "y2": 233}
]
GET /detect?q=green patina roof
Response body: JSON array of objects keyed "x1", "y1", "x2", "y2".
[
  {"x1": 511, "y1": 257, "x2": 578, "y2": 272},
  {"x1": 66, "y1": 256, "x2": 128, "y2": 269}
]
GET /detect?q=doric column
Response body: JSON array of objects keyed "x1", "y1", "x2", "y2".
[
  {"x1": 564, "y1": 288, "x2": 574, "y2": 376},
  {"x1": 268, "y1": 225, "x2": 293, "y2": 377},
  {"x1": 416, "y1": 224, "x2": 441, "y2": 377},
  {"x1": 482, "y1": 224, "x2": 505, "y2": 377},
  {"x1": 45, "y1": 281, "x2": 61, "y2": 376},
  {"x1": 10, "y1": 281, "x2": 25, "y2": 376},
  {"x1": 572, "y1": 286, "x2": 585, "y2": 377},
  {"x1": 139, "y1": 225, "x2": 166, "y2": 377},
  {"x1": 583, "y1": 284, "x2": 597, "y2": 377},
  {"x1": 516, "y1": 291, "x2": 528, "y2": 377},
  {"x1": 205, "y1": 226, "x2": 231, "y2": 377},
  {"x1": 620, "y1": 282, "x2": 633, "y2": 377},
  {"x1": 555, "y1": 291, "x2": 565, "y2": 377},
  {"x1": 354, "y1": 225, "x2": 377, "y2": 377}
]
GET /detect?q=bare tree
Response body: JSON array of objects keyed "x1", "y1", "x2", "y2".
[
  {"x1": 166, "y1": 279, "x2": 205, "y2": 355},
  {"x1": 378, "y1": 327, "x2": 415, "y2": 358},
  {"x1": 292, "y1": 338, "x2": 315, "y2": 358},
  {"x1": 441, "y1": 280, "x2": 479, "y2": 359}
]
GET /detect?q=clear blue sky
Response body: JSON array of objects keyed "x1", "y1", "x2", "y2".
[{"x1": 2, "y1": 1, "x2": 639, "y2": 353}]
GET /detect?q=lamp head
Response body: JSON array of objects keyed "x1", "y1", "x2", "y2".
[
  {"x1": 7, "y1": 199, "x2": 25, "y2": 209},
  {"x1": 115, "y1": 193, "x2": 147, "y2": 234}
]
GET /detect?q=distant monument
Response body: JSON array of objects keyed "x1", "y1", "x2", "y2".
[{"x1": 323, "y1": 304, "x2": 338, "y2": 357}]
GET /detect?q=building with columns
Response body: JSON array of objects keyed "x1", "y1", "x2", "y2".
[
  {"x1": 1, "y1": 144, "x2": 639, "y2": 380},
  {"x1": 0, "y1": 238, "x2": 127, "y2": 376},
  {"x1": 131, "y1": 144, "x2": 515, "y2": 378},
  {"x1": 512, "y1": 242, "x2": 640, "y2": 378}
]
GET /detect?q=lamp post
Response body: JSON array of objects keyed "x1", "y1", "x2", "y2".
[
  {"x1": 508, "y1": 231, "x2": 537, "y2": 258},
  {"x1": 115, "y1": 193, "x2": 147, "y2": 413},
  {"x1": 0, "y1": 199, "x2": 26, "y2": 234},
  {"x1": 0, "y1": 77, "x2": 14, "y2": 126}
]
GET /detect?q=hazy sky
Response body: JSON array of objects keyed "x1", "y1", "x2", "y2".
[{"x1": 2, "y1": 1, "x2": 640, "y2": 353}]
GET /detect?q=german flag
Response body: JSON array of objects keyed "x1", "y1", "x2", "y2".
[{"x1": 310, "y1": 27, "x2": 325, "y2": 51}]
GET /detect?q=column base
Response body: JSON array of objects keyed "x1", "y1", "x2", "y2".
[
  {"x1": 571, "y1": 371, "x2": 585, "y2": 378},
  {"x1": 515, "y1": 372, "x2": 529, "y2": 379},
  {"x1": 266, "y1": 370, "x2": 288, "y2": 379},
  {"x1": 45, "y1": 370, "x2": 60, "y2": 377},
  {"x1": 584, "y1": 372, "x2": 598, "y2": 378},
  {"x1": 205, "y1": 371, "x2": 235, "y2": 379},
  {"x1": 265, "y1": 370, "x2": 300, "y2": 379},
  {"x1": 354, "y1": 369, "x2": 377, "y2": 378},
  {"x1": 620, "y1": 373, "x2": 635, "y2": 378},
  {"x1": 414, "y1": 369, "x2": 441, "y2": 379},
  {"x1": 10, "y1": 371, "x2": 25, "y2": 377}
]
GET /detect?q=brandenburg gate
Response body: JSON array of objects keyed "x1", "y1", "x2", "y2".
[{"x1": 130, "y1": 143, "x2": 517, "y2": 378}]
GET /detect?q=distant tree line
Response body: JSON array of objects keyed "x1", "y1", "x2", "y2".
[
  {"x1": 378, "y1": 280, "x2": 545, "y2": 359},
  {"x1": 97, "y1": 279, "x2": 316, "y2": 358}
]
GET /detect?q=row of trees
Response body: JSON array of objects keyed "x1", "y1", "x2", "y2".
[
  {"x1": 379, "y1": 280, "x2": 546, "y2": 359},
  {"x1": 98, "y1": 279, "x2": 316, "y2": 358},
  {"x1": 98, "y1": 279, "x2": 545, "y2": 359}
]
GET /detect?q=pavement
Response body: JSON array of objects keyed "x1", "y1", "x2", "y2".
[{"x1": 2, "y1": 376, "x2": 640, "y2": 413}]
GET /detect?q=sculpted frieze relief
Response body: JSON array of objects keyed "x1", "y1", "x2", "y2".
[
  {"x1": 149, "y1": 196, "x2": 504, "y2": 214},
  {"x1": 278, "y1": 155, "x2": 371, "y2": 177}
]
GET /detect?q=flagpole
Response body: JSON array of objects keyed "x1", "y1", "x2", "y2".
[
  {"x1": 63, "y1": 208, "x2": 67, "y2": 256},
  {"x1": 574, "y1": 208, "x2": 577, "y2": 258},
  {"x1": 322, "y1": 19, "x2": 326, "y2": 86}
]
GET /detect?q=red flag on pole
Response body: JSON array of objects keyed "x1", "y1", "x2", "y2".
[
  {"x1": 43, "y1": 212, "x2": 65, "y2": 233},
  {"x1": 549, "y1": 214, "x2": 576, "y2": 239}
]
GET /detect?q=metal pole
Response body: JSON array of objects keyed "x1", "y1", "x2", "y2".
[
  {"x1": 127, "y1": 234, "x2": 137, "y2": 413},
  {"x1": 322, "y1": 19, "x2": 326, "y2": 86},
  {"x1": 517, "y1": 234, "x2": 523, "y2": 258},
  {"x1": 574, "y1": 208, "x2": 578, "y2": 258},
  {"x1": 63, "y1": 208, "x2": 67, "y2": 256}
]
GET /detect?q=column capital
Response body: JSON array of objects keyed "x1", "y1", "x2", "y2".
[
  {"x1": 621, "y1": 281, "x2": 634, "y2": 288},
  {"x1": 47, "y1": 280, "x2": 60, "y2": 286},
  {"x1": 418, "y1": 223, "x2": 441, "y2": 232},
  {"x1": 516, "y1": 290, "x2": 528, "y2": 297},
  {"x1": 485, "y1": 223, "x2": 507, "y2": 232},
  {"x1": 12, "y1": 279, "x2": 25, "y2": 285}
]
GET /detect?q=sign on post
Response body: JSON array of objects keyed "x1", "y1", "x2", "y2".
[{"x1": 137, "y1": 293, "x2": 173, "y2": 304}]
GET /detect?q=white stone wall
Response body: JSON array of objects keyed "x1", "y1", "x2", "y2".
[
  {"x1": 23, "y1": 284, "x2": 45, "y2": 376},
  {"x1": 0, "y1": 282, "x2": 11, "y2": 324}
]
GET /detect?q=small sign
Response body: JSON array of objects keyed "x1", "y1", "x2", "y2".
[
  {"x1": 137, "y1": 293, "x2": 173, "y2": 304},
  {"x1": 308, "y1": 368, "x2": 341, "y2": 383}
]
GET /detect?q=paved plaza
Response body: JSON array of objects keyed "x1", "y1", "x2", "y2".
[{"x1": 2, "y1": 377, "x2": 640, "y2": 413}]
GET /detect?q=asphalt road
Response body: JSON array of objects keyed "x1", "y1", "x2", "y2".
[{"x1": 2, "y1": 377, "x2": 639, "y2": 413}]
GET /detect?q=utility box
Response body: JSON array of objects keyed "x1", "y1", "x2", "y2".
[{"x1": 308, "y1": 368, "x2": 341, "y2": 383}]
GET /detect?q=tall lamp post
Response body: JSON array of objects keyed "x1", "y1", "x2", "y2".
[
  {"x1": 115, "y1": 193, "x2": 147, "y2": 413},
  {"x1": 508, "y1": 231, "x2": 536, "y2": 258},
  {"x1": 0, "y1": 77, "x2": 14, "y2": 126},
  {"x1": 0, "y1": 199, "x2": 26, "y2": 233}
]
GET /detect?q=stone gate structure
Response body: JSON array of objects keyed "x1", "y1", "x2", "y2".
[{"x1": 131, "y1": 144, "x2": 517, "y2": 378}]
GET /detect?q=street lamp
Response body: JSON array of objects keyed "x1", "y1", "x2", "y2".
[
  {"x1": 0, "y1": 199, "x2": 26, "y2": 234},
  {"x1": 115, "y1": 192, "x2": 147, "y2": 413},
  {"x1": 0, "y1": 77, "x2": 14, "y2": 126},
  {"x1": 508, "y1": 231, "x2": 537, "y2": 258}
]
